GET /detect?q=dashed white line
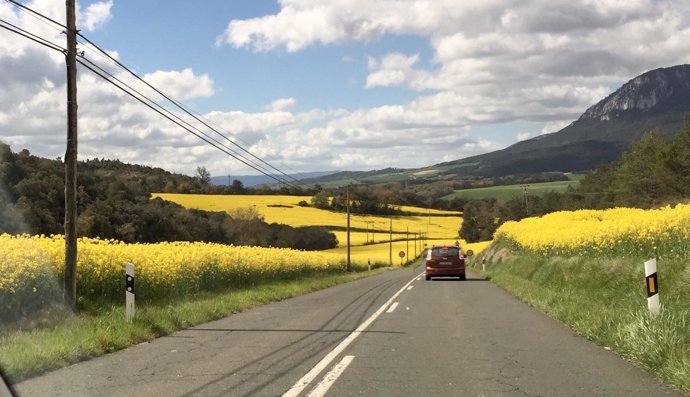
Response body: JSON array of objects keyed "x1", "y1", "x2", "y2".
[
  {"x1": 306, "y1": 355, "x2": 355, "y2": 397},
  {"x1": 386, "y1": 302, "x2": 399, "y2": 313},
  {"x1": 407, "y1": 285, "x2": 414, "y2": 291},
  {"x1": 281, "y1": 273, "x2": 420, "y2": 397}
]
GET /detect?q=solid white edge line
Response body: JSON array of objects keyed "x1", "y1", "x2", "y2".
[
  {"x1": 306, "y1": 355, "x2": 355, "y2": 397},
  {"x1": 386, "y1": 302, "x2": 399, "y2": 313},
  {"x1": 282, "y1": 272, "x2": 422, "y2": 397}
]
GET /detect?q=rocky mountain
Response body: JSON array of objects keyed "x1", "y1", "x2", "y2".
[
  {"x1": 430, "y1": 64, "x2": 690, "y2": 177},
  {"x1": 581, "y1": 64, "x2": 690, "y2": 121}
]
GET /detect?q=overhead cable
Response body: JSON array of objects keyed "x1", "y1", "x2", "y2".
[
  {"x1": 3, "y1": 0, "x2": 303, "y2": 188},
  {"x1": 77, "y1": 33, "x2": 302, "y2": 185},
  {"x1": 76, "y1": 56, "x2": 300, "y2": 188}
]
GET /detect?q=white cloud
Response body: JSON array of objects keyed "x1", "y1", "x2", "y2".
[
  {"x1": 366, "y1": 53, "x2": 420, "y2": 88},
  {"x1": 80, "y1": 1, "x2": 113, "y2": 31},
  {"x1": 142, "y1": 68, "x2": 215, "y2": 100},
  {"x1": 216, "y1": 0, "x2": 510, "y2": 52},
  {"x1": 266, "y1": 97, "x2": 296, "y2": 111},
  {"x1": 517, "y1": 132, "x2": 534, "y2": 141},
  {"x1": 218, "y1": 0, "x2": 690, "y2": 158},
  {"x1": 516, "y1": 120, "x2": 573, "y2": 142},
  {"x1": 540, "y1": 120, "x2": 571, "y2": 134}
]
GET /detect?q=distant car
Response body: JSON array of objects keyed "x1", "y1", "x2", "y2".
[{"x1": 425, "y1": 245, "x2": 465, "y2": 280}]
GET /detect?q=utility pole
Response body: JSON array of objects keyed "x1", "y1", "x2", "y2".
[
  {"x1": 406, "y1": 226, "x2": 409, "y2": 260},
  {"x1": 426, "y1": 209, "x2": 430, "y2": 244},
  {"x1": 346, "y1": 186, "x2": 351, "y2": 272},
  {"x1": 389, "y1": 219, "x2": 392, "y2": 267},
  {"x1": 521, "y1": 184, "x2": 529, "y2": 215},
  {"x1": 64, "y1": 0, "x2": 78, "y2": 313}
]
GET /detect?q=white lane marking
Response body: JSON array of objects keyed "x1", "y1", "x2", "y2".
[
  {"x1": 282, "y1": 273, "x2": 420, "y2": 397},
  {"x1": 407, "y1": 285, "x2": 414, "y2": 291},
  {"x1": 386, "y1": 302, "x2": 399, "y2": 313},
  {"x1": 306, "y1": 355, "x2": 355, "y2": 397}
]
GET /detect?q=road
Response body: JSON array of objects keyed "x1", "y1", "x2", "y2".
[{"x1": 14, "y1": 267, "x2": 683, "y2": 396}]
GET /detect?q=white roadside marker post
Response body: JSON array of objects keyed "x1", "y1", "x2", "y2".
[
  {"x1": 126, "y1": 263, "x2": 135, "y2": 322},
  {"x1": 644, "y1": 258, "x2": 660, "y2": 315}
]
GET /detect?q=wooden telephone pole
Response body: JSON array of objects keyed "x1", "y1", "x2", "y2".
[
  {"x1": 346, "y1": 186, "x2": 351, "y2": 271},
  {"x1": 520, "y1": 184, "x2": 529, "y2": 215},
  {"x1": 64, "y1": 0, "x2": 78, "y2": 312}
]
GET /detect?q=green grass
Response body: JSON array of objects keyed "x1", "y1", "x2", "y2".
[
  {"x1": 361, "y1": 173, "x2": 412, "y2": 184},
  {"x1": 445, "y1": 173, "x2": 585, "y2": 201},
  {"x1": 0, "y1": 268, "x2": 392, "y2": 384},
  {"x1": 473, "y1": 245, "x2": 690, "y2": 395}
]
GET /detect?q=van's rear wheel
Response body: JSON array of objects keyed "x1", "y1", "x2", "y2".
[{"x1": 425, "y1": 275, "x2": 431, "y2": 281}]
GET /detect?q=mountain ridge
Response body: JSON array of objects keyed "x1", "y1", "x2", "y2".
[
  {"x1": 301, "y1": 64, "x2": 690, "y2": 186},
  {"x1": 424, "y1": 64, "x2": 690, "y2": 178}
]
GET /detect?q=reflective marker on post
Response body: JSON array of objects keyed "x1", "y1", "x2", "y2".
[
  {"x1": 126, "y1": 262, "x2": 135, "y2": 322},
  {"x1": 644, "y1": 258, "x2": 660, "y2": 315}
]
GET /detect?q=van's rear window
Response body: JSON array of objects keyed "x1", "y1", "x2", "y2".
[{"x1": 432, "y1": 247, "x2": 459, "y2": 256}]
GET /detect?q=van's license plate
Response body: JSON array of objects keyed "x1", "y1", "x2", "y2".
[{"x1": 440, "y1": 261, "x2": 452, "y2": 265}]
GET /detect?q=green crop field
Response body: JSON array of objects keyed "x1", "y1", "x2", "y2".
[{"x1": 444, "y1": 174, "x2": 585, "y2": 201}]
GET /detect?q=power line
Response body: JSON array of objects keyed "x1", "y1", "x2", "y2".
[
  {"x1": 79, "y1": 47, "x2": 297, "y2": 187},
  {"x1": 76, "y1": 56, "x2": 301, "y2": 188},
  {"x1": 5, "y1": 0, "x2": 65, "y2": 30},
  {"x1": 77, "y1": 33, "x2": 302, "y2": 185},
  {"x1": 72, "y1": 39, "x2": 297, "y2": 186},
  {"x1": 3, "y1": 1, "x2": 304, "y2": 189},
  {"x1": 0, "y1": 18, "x2": 64, "y2": 53}
]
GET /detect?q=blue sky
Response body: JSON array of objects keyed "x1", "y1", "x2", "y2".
[
  {"x1": 2, "y1": 0, "x2": 690, "y2": 177},
  {"x1": 88, "y1": 1, "x2": 434, "y2": 113}
]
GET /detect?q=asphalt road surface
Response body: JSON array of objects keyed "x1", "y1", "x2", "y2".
[{"x1": 14, "y1": 267, "x2": 683, "y2": 397}]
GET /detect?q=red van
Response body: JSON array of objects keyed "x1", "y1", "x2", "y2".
[{"x1": 425, "y1": 245, "x2": 465, "y2": 280}]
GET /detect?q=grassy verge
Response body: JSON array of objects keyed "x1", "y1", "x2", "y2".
[
  {"x1": 473, "y1": 244, "x2": 690, "y2": 395},
  {"x1": 0, "y1": 268, "x2": 391, "y2": 384}
]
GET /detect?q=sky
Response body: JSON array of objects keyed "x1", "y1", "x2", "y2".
[{"x1": 2, "y1": 0, "x2": 690, "y2": 179}]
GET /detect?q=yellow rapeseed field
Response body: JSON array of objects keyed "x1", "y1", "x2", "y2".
[
  {"x1": 2, "y1": 194, "x2": 490, "y2": 320},
  {"x1": 0, "y1": 234, "x2": 349, "y2": 319},
  {"x1": 495, "y1": 203, "x2": 690, "y2": 257},
  {"x1": 152, "y1": 193, "x2": 489, "y2": 267},
  {"x1": 153, "y1": 193, "x2": 463, "y2": 244}
]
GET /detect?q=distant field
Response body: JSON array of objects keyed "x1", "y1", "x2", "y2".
[
  {"x1": 153, "y1": 194, "x2": 463, "y2": 249},
  {"x1": 444, "y1": 174, "x2": 585, "y2": 201}
]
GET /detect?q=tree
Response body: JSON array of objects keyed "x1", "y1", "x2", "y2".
[
  {"x1": 460, "y1": 198, "x2": 500, "y2": 243},
  {"x1": 667, "y1": 114, "x2": 690, "y2": 196},
  {"x1": 577, "y1": 164, "x2": 616, "y2": 209},
  {"x1": 227, "y1": 206, "x2": 268, "y2": 245},
  {"x1": 311, "y1": 191, "x2": 330, "y2": 209},
  {"x1": 196, "y1": 166, "x2": 211, "y2": 185},
  {"x1": 230, "y1": 179, "x2": 245, "y2": 194},
  {"x1": 611, "y1": 129, "x2": 677, "y2": 207}
]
